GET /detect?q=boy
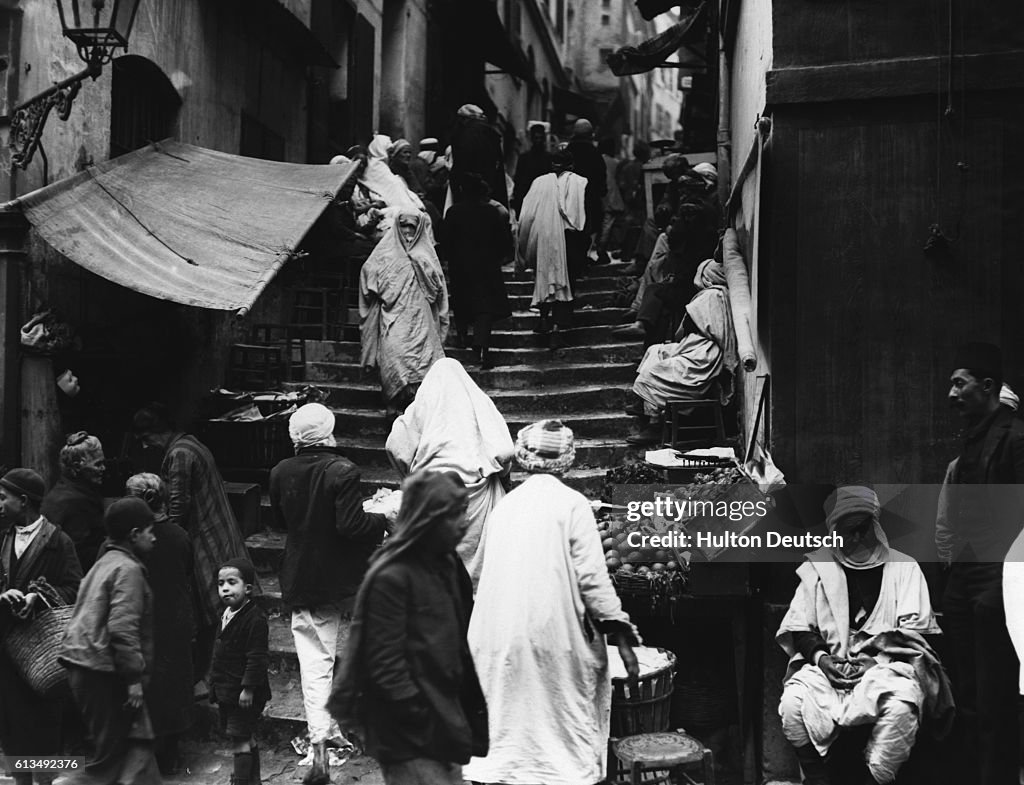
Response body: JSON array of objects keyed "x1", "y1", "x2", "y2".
[
  {"x1": 211, "y1": 558, "x2": 270, "y2": 785},
  {"x1": 60, "y1": 496, "x2": 160, "y2": 785}
]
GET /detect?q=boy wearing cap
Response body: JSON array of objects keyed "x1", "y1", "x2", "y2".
[
  {"x1": 0, "y1": 468, "x2": 82, "y2": 785},
  {"x1": 60, "y1": 496, "x2": 159, "y2": 785},
  {"x1": 210, "y1": 558, "x2": 270, "y2": 785}
]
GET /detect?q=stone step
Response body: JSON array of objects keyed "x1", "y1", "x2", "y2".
[
  {"x1": 306, "y1": 360, "x2": 636, "y2": 390},
  {"x1": 305, "y1": 381, "x2": 632, "y2": 411},
  {"x1": 501, "y1": 260, "x2": 634, "y2": 280},
  {"x1": 504, "y1": 276, "x2": 625, "y2": 296},
  {"x1": 508, "y1": 290, "x2": 615, "y2": 310},
  {"x1": 304, "y1": 341, "x2": 644, "y2": 366},
  {"x1": 506, "y1": 307, "x2": 630, "y2": 330},
  {"x1": 306, "y1": 360, "x2": 637, "y2": 387},
  {"x1": 330, "y1": 406, "x2": 637, "y2": 440},
  {"x1": 336, "y1": 436, "x2": 642, "y2": 469}
]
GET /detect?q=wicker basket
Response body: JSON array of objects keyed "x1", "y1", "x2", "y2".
[
  {"x1": 610, "y1": 647, "x2": 677, "y2": 737},
  {"x1": 3, "y1": 605, "x2": 74, "y2": 696}
]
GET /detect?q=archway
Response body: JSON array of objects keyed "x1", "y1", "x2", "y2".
[{"x1": 110, "y1": 55, "x2": 182, "y2": 158}]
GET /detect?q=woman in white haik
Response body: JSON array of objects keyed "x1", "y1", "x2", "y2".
[{"x1": 464, "y1": 420, "x2": 640, "y2": 785}]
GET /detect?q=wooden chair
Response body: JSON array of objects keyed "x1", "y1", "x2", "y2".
[
  {"x1": 661, "y1": 381, "x2": 727, "y2": 449},
  {"x1": 611, "y1": 731, "x2": 715, "y2": 785},
  {"x1": 251, "y1": 323, "x2": 305, "y2": 382}
]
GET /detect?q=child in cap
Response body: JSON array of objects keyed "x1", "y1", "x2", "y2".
[
  {"x1": 59, "y1": 496, "x2": 160, "y2": 785},
  {"x1": 210, "y1": 558, "x2": 270, "y2": 785}
]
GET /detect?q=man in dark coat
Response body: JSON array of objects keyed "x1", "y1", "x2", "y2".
[
  {"x1": 270, "y1": 403, "x2": 389, "y2": 785},
  {"x1": 443, "y1": 173, "x2": 512, "y2": 368},
  {"x1": 450, "y1": 104, "x2": 508, "y2": 209},
  {"x1": 566, "y1": 118, "x2": 608, "y2": 249},
  {"x1": 939, "y1": 342, "x2": 1024, "y2": 785},
  {"x1": 512, "y1": 124, "x2": 551, "y2": 215},
  {"x1": 127, "y1": 472, "x2": 195, "y2": 775},
  {"x1": 329, "y1": 471, "x2": 487, "y2": 785},
  {"x1": 0, "y1": 468, "x2": 82, "y2": 785},
  {"x1": 41, "y1": 431, "x2": 106, "y2": 571}
]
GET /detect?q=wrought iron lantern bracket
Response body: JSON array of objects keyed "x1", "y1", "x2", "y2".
[{"x1": 8, "y1": 60, "x2": 101, "y2": 170}]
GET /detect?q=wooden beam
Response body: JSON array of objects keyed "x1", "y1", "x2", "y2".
[{"x1": 767, "y1": 50, "x2": 1024, "y2": 105}]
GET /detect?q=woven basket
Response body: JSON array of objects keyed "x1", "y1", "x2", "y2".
[{"x1": 3, "y1": 605, "x2": 74, "y2": 696}]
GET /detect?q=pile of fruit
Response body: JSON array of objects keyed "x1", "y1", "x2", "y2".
[{"x1": 598, "y1": 515, "x2": 686, "y2": 574}]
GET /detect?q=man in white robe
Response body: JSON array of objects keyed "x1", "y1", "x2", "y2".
[
  {"x1": 463, "y1": 420, "x2": 639, "y2": 785},
  {"x1": 777, "y1": 487, "x2": 952, "y2": 785}
]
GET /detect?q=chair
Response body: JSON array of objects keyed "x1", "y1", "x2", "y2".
[
  {"x1": 251, "y1": 323, "x2": 306, "y2": 382},
  {"x1": 611, "y1": 731, "x2": 715, "y2": 785},
  {"x1": 661, "y1": 381, "x2": 727, "y2": 449}
]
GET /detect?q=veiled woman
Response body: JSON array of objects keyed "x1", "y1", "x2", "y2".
[
  {"x1": 360, "y1": 210, "x2": 450, "y2": 410},
  {"x1": 385, "y1": 358, "x2": 513, "y2": 589}
]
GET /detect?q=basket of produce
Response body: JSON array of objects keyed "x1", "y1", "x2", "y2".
[{"x1": 608, "y1": 646, "x2": 677, "y2": 737}]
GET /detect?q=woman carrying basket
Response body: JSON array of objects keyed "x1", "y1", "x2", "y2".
[{"x1": 0, "y1": 468, "x2": 83, "y2": 785}]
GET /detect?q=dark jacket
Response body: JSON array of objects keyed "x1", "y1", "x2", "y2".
[
  {"x1": 947, "y1": 407, "x2": 1024, "y2": 562},
  {"x1": 451, "y1": 117, "x2": 508, "y2": 208},
  {"x1": 210, "y1": 599, "x2": 271, "y2": 706},
  {"x1": 270, "y1": 447, "x2": 387, "y2": 609},
  {"x1": 0, "y1": 518, "x2": 81, "y2": 757},
  {"x1": 143, "y1": 519, "x2": 196, "y2": 735},
  {"x1": 567, "y1": 139, "x2": 607, "y2": 233},
  {"x1": 360, "y1": 555, "x2": 487, "y2": 764},
  {"x1": 59, "y1": 542, "x2": 153, "y2": 683},
  {"x1": 443, "y1": 201, "x2": 512, "y2": 321},
  {"x1": 40, "y1": 477, "x2": 105, "y2": 571},
  {"x1": 512, "y1": 148, "x2": 552, "y2": 213}
]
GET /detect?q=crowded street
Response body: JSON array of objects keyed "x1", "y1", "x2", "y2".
[{"x1": 0, "y1": 2, "x2": 1022, "y2": 785}]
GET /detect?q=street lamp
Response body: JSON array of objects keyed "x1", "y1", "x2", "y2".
[{"x1": 8, "y1": 0, "x2": 143, "y2": 170}]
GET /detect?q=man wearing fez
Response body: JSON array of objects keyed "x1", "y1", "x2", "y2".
[{"x1": 939, "y1": 341, "x2": 1024, "y2": 784}]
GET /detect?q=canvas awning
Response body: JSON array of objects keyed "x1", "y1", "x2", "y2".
[{"x1": 7, "y1": 140, "x2": 358, "y2": 313}]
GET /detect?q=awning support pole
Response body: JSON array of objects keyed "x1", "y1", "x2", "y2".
[{"x1": 0, "y1": 209, "x2": 28, "y2": 468}]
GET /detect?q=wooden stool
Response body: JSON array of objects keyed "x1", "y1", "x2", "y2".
[
  {"x1": 612, "y1": 731, "x2": 715, "y2": 785},
  {"x1": 662, "y1": 384, "x2": 727, "y2": 449}
]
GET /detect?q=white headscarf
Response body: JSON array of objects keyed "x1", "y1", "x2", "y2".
[
  {"x1": 360, "y1": 135, "x2": 425, "y2": 228},
  {"x1": 289, "y1": 403, "x2": 336, "y2": 449},
  {"x1": 819, "y1": 486, "x2": 890, "y2": 570},
  {"x1": 1001, "y1": 383, "x2": 1019, "y2": 411}
]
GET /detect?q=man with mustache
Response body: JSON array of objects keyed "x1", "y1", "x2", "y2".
[{"x1": 939, "y1": 342, "x2": 1024, "y2": 784}]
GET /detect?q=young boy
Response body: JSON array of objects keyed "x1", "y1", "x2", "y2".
[
  {"x1": 211, "y1": 558, "x2": 270, "y2": 785},
  {"x1": 60, "y1": 496, "x2": 160, "y2": 785}
]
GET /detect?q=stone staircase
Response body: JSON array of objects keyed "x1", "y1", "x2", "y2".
[{"x1": 241, "y1": 259, "x2": 646, "y2": 737}]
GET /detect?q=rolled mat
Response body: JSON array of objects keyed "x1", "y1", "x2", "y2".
[{"x1": 723, "y1": 228, "x2": 757, "y2": 372}]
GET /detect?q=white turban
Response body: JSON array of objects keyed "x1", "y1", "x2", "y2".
[
  {"x1": 289, "y1": 403, "x2": 336, "y2": 449},
  {"x1": 1002, "y1": 383, "x2": 1020, "y2": 411}
]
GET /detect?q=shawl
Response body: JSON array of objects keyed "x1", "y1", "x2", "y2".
[
  {"x1": 385, "y1": 358, "x2": 514, "y2": 585},
  {"x1": 359, "y1": 211, "x2": 450, "y2": 399},
  {"x1": 360, "y1": 135, "x2": 425, "y2": 229},
  {"x1": 777, "y1": 552, "x2": 942, "y2": 669},
  {"x1": 328, "y1": 471, "x2": 467, "y2": 735},
  {"x1": 519, "y1": 172, "x2": 587, "y2": 306}
]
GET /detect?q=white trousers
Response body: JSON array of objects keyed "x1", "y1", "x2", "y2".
[{"x1": 291, "y1": 605, "x2": 345, "y2": 743}]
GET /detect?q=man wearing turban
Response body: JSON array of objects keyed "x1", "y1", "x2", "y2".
[
  {"x1": 777, "y1": 487, "x2": 950, "y2": 785},
  {"x1": 939, "y1": 342, "x2": 1024, "y2": 784},
  {"x1": 269, "y1": 403, "x2": 390, "y2": 785}
]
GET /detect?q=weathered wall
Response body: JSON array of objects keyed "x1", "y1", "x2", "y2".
[
  {"x1": 4, "y1": 0, "x2": 316, "y2": 197},
  {"x1": 379, "y1": 0, "x2": 429, "y2": 142},
  {"x1": 487, "y1": 0, "x2": 568, "y2": 163}
]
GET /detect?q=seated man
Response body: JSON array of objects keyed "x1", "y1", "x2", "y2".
[
  {"x1": 777, "y1": 487, "x2": 953, "y2": 785},
  {"x1": 624, "y1": 260, "x2": 738, "y2": 445}
]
